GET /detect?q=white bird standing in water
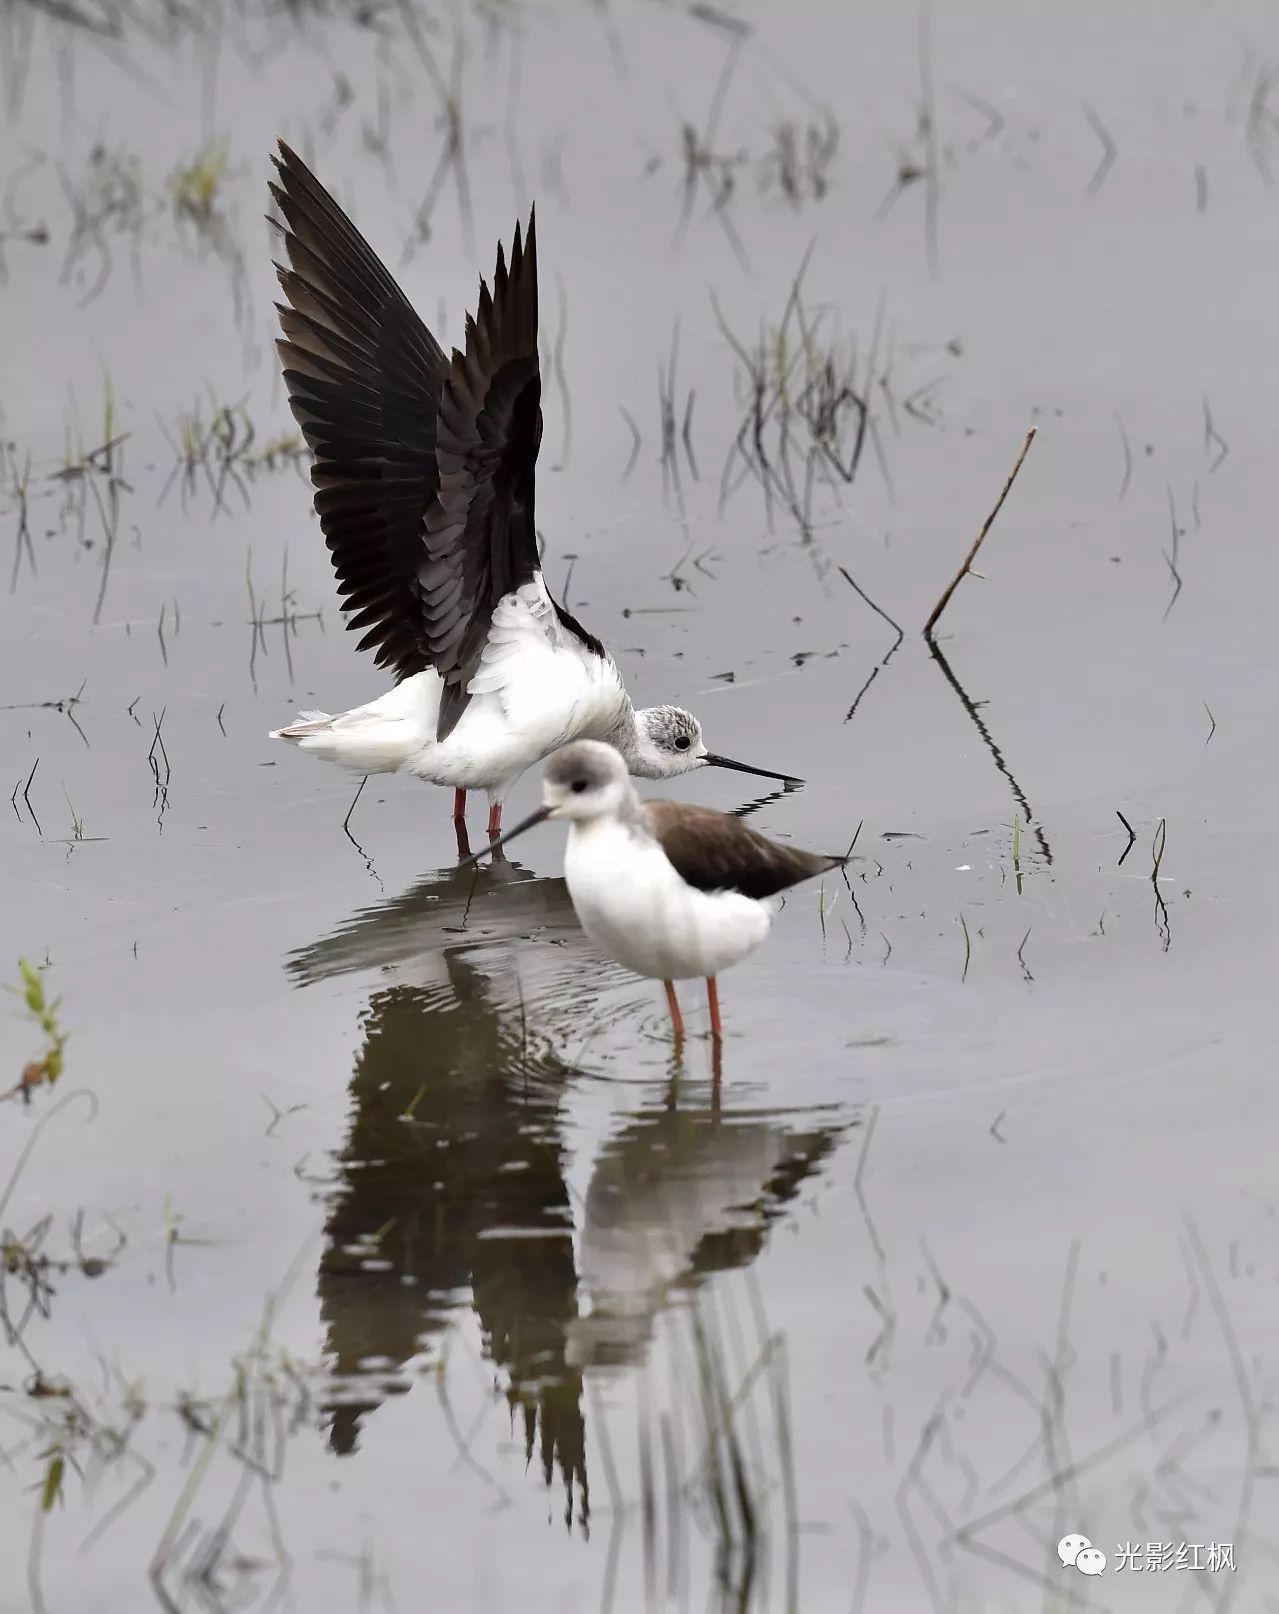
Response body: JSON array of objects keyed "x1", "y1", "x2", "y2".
[
  {"x1": 264, "y1": 143, "x2": 798, "y2": 849},
  {"x1": 466, "y1": 740, "x2": 846, "y2": 1041}
]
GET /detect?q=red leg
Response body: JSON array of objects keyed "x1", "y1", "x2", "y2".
[
  {"x1": 663, "y1": 980, "x2": 685, "y2": 1041},
  {"x1": 706, "y1": 977, "x2": 723, "y2": 1041},
  {"x1": 486, "y1": 800, "x2": 502, "y2": 840},
  {"x1": 452, "y1": 789, "x2": 467, "y2": 826}
]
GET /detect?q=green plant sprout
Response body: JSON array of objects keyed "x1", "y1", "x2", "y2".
[{"x1": 6, "y1": 959, "x2": 67, "y2": 1099}]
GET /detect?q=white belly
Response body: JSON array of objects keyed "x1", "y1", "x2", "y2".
[
  {"x1": 413, "y1": 657, "x2": 622, "y2": 790},
  {"x1": 564, "y1": 819, "x2": 773, "y2": 981},
  {"x1": 413, "y1": 579, "x2": 627, "y2": 791}
]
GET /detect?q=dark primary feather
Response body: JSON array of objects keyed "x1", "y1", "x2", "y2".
[
  {"x1": 271, "y1": 144, "x2": 588, "y2": 741},
  {"x1": 270, "y1": 140, "x2": 448, "y2": 684},
  {"x1": 645, "y1": 802, "x2": 843, "y2": 901},
  {"x1": 420, "y1": 209, "x2": 544, "y2": 739}
]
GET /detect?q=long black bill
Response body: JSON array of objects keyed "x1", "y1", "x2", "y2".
[
  {"x1": 704, "y1": 753, "x2": 804, "y2": 788},
  {"x1": 458, "y1": 804, "x2": 553, "y2": 870}
]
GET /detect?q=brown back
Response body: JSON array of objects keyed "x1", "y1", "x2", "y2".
[{"x1": 646, "y1": 801, "x2": 841, "y2": 900}]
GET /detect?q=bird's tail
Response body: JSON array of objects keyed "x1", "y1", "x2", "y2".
[
  {"x1": 269, "y1": 709, "x2": 333, "y2": 740},
  {"x1": 267, "y1": 701, "x2": 421, "y2": 773}
]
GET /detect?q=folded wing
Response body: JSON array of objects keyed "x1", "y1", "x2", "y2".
[{"x1": 646, "y1": 802, "x2": 842, "y2": 900}]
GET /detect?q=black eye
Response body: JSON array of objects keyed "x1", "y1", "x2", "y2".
[
  {"x1": 571, "y1": 778, "x2": 589, "y2": 793},
  {"x1": 674, "y1": 736, "x2": 691, "y2": 751}
]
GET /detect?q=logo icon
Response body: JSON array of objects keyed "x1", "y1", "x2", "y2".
[{"x1": 1059, "y1": 1534, "x2": 1108, "y2": 1575}]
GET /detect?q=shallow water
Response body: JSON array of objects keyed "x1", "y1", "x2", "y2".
[{"x1": 3, "y1": 0, "x2": 1279, "y2": 1609}]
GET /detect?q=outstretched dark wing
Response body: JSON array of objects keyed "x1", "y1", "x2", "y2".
[
  {"x1": 646, "y1": 802, "x2": 842, "y2": 900},
  {"x1": 419, "y1": 211, "x2": 543, "y2": 740},
  {"x1": 270, "y1": 140, "x2": 447, "y2": 683}
]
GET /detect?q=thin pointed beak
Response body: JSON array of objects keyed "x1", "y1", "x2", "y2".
[
  {"x1": 458, "y1": 804, "x2": 553, "y2": 869},
  {"x1": 704, "y1": 753, "x2": 804, "y2": 788}
]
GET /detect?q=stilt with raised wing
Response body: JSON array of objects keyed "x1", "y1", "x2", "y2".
[{"x1": 265, "y1": 143, "x2": 798, "y2": 851}]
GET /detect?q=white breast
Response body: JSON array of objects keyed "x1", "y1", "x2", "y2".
[{"x1": 564, "y1": 818, "x2": 773, "y2": 982}]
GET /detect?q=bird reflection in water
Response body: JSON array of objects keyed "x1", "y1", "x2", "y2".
[
  {"x1": 286, "y1": 857, "x2": 848, "y2": 1531},
  {"x1": 566, "y1": 1099, "x2": 844, "y2": 1371}
]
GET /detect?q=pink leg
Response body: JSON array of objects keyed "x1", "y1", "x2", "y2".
[
  {"x1": 663, "y1": 981, "x2": 686, "y2": 1042},
  {"x1": 486, "y1": 801, "x2": 502, "y2": 840},
  {"x1": 452, "y1": 791, "x2": 470, "y2": 860},
  {"x1": 707, "y1": 978, "x2": 723, "y2": 1041}
]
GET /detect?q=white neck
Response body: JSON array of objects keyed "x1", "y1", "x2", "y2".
[{"x1": 595, "y1": 693, "x2": 645, "y2": 766}]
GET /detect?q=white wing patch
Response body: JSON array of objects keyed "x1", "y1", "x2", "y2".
[
  {"x1": 466, "y1": 577, "x2": 565, "y2": 700},
  {"x1": 457, "y1": 575, "x2": 627, "y2": 769}
]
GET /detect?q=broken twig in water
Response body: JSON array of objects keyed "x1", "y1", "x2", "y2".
[
  {"x1": 838, "y1": 566, "x2": 904, "y2": 658},
  {"x1": 1115, "y1": 809, "x2": 1137, "y2": 866},
  {"x1": 923, "y1": 427, "x2": 1037, "y2": 638},
  {"x1": 839, "y1": 565, "x2": 904, "y2": 725},
  {"x1": 1150, "y1": 818, "x2": 1171, "y2": 951}
]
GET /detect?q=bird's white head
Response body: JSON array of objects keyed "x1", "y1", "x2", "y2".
[
  {"x1": 628, "y1": 705, "x2": 708, "y2": 778},
  {"x1": 628, "y1": 705, "x2": 803, "y2": 788},
  {"x1": 542, "y1": 740, "x2": 636, "y2": 822}
]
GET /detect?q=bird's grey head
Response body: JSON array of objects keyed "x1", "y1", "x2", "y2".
[
  {"x1": 629, "y1": 705, "x2": 803, "y2": 788},
  {"x1": 543, "y1": 740, "x2": 637, "y2": 822},
  {"x1": 628, "y1": 705, "x2": 706, "y2": 779}
]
